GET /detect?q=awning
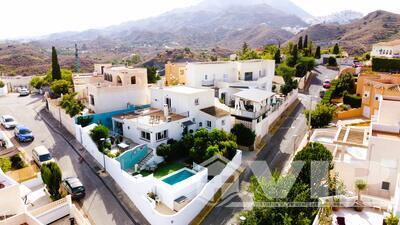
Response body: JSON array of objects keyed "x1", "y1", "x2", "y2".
[
  {"x1": 234, "y1": 89, "x2": 275, "y2": 103},
  {"x1": 182, "y1": 120, "x2": 195, "y2": 126}
]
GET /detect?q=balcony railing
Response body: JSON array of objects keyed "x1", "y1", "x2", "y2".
[
  {"x1": 201, "y1": 80, "x2": 214, "y2": 86},
  {"x1": 230, "y1": 106, "x2": 269, "y2": 119}
]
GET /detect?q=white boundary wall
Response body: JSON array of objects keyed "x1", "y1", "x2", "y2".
[
  {"x1": 0, "y1": 86, "x2": 8, "y2": 96},
  {"x1": 47, "y1": 98, "x2": 77, "y2": 136},
  {"x1": 76, "y1": 123, "x2": 242, "y2": 225}
]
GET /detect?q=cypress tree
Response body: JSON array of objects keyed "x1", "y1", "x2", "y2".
[
  {"x1": 51, "y1": 46, "x2": 61, "y2": 80},
  {"x1": 304, "y1": 35, "x2": 308, "y2": 49},
  {"x1": 298, "y1": 36, "x2": 303, "y2": 50},
  {"x1": 315, "y1": 46, "x2": 321, "y2": 59},
  {"x1": 333, "y1": 43, "x2": 340, "y2": 55},
  {"x1": 274, "y1": 49, "x2": 281, "y2": 64}
]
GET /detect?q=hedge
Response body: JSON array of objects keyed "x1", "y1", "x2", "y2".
[
  {"x1": 343, "y1": 93, "x2": 361, "y2": 108},
  {"x1": 372, "y1": 57, "x2": 400, "y2": 72},
  {"x1": 321, "y1": 80, "x2": 338, "y2": 105}
]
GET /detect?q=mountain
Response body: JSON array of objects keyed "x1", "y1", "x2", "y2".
[
  {"x1": 310, "y1": 10, "x2": 364, "y2": 25},
  {"x1": 291, "y1": 10, "x2": 400, "y2": 55}
]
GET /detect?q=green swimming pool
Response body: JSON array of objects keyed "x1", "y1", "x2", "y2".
[{"x1": 162, "y1": 169, "x2": 195, "y2": 185}]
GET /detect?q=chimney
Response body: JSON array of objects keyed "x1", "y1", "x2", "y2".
[{"x1": 163, "y1": 104, "x2": 169, "y2": 118}]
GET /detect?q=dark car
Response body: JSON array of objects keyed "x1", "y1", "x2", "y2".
[
  {"x1": 62, "y1": 177, "x2": 85, "y2": 200},
  {"x1": 14, "y1": 125, "x2": 34, "y2": 142}
]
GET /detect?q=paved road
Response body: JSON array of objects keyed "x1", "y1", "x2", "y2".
[
  {"x1": 0, "y1": 93, "x2": 140, "y2": 225},
  {"x1": 201, "y1": 65, "x2": 339, "y2": 225}
]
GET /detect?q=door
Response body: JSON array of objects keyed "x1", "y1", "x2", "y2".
[
  {"x1": 165, "y1": 98, "x2": 171, "y2": 110},
  {"x1": 363, "y1": 106, "x2": 370, "y2": 118}
]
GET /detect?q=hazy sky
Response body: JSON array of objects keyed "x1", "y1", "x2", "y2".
[{"x1": 0, "y1": 0, "x2": 399, "y2": 39}]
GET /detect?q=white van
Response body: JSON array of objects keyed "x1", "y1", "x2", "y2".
[{"x1": 32, "y1": 146, "x2": 55, "y2": 167}]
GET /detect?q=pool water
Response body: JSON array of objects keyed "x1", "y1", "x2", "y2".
[
  {"x1": 162, "y1": 170, "x2": 195, "y2": 185},
  {"x1": 117, "y1": 145, "x2": 149, "y2": 171}
]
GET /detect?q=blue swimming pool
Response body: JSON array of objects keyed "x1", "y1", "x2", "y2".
[
  {"x1": 162, "y1": 169, "x2": 195, "y2": 185},
  {"x1": 117, "y1": 145, "x2": 149, "y2": 171}
]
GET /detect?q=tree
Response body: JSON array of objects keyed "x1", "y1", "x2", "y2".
[
  {"x1": 30, "y1": 76, "x2": 45, "y2": 89},
  {"x1": 315, "y1": 46, "x2": 321, "y2": 59},
  {"x1": 51, "y1": 46, "x2": 62, "y2": 80},
  {"x1": 292, "y1": 142, "x2": 333, "y2": 189},
  {"x1": 327, "y1": 56, "x2": 337, "y2": 67},
  {"x1": 304, "y1": 103, "x2": 335, "y2": 128},
  {"x1": 303, "y1": 35, "x2": 308, "y2": 49},
  {"x1": 276, "y1": 63, "x2": 296, "y2": 77},
  {"x1": 281, "y1": 73, "x2": 298, "y2": 95},
  {"x1": 295, "y1": 57, "x2": 316, "y2": 77},
  {"x1": 60, "y1": 92, "x2": 84, "y2": 117},
  {"x1": 41, "y1": 162, "x2": 62, "y2": 200},
  {"x1": 0, "y1": 158, "x2": 11, "y2": 172},
  {"x1": 90, "y1": 125, "x2": 109, "y2": 152},
  {"x1": 242, "y1": 42, "x2": 249, "y2": 54},
  {"x1": 385, "y1": 213, "x2": 400, "y2": 225},
  {"x1": 51, "y1": 80, "x2": 70, "y2": 96},
  {"x1": 231, "y1": 124, "x2": 256, "y2": 147},
  {"x1": 274, "y1": 49, "x2": 281, "y2": 64},
  {"x1": 298, "y1": 36, "x2": 303, "y2": 50},
  {"x1": 10, "y1": 154, "x2": 26, "y2": 169},
  {"x1": 0, "y1": 80, "x2": 4, "y2": 88},
  {"x1": 287, "y1": 45, "x2": 299, "y2": 67},
  {"x1": 146, "y1": 66, "x2": 161, "y2": 83},
  {"x1": 335, "y1": 73, "x2": 356, "y2": 96},
  {"x1": 354, "y1": 179, "x2": 367, "y2": 202},
  {"x1": 333, "y1": 43, "x2": 340, "y2": 55},
  {"x1": 156, "y1": 144, "x2": 172, "y2": 161}
]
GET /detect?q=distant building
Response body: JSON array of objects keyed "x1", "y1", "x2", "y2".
[
  {"x1": 165, "y1": 62, "x2": 187, "y2": 86},
  {"x1": 73, "y1": 64, "x2": 150, "y2": 113},
  {"x1": 371, "y1": 39, "x2": 400, "y2": 58}
]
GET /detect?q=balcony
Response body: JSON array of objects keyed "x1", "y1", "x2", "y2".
[
  {"x1": 230, "y1": 106, "x2": 269, "y2": 119},
  {"x1": 201, "y1": 79, "x2": 214, "y2": 87}
]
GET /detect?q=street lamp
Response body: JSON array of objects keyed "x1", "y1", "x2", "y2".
[{"x1": 100, "y1": 138, "x2": 106, "y2": 173}]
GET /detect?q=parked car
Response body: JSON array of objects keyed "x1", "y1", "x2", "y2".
[
  {"x1": 32, "y1": 146, "x2": 54, "y2": 167},
  {"x1": 0, "y1": 132, "x2": 8, "y2": 149},
  {"x1": 14, "y1": 125, "x2": 34, "y2": 142},
  {"x1": 1, "y1": 115, "x2": 17, "y2": 129},
  {"x1": 62, "y1": 177, "x2": 86, "y2": 200},
  {"x1": 323, "y1": 79, "x2": 331, "y2": 89},
  {"x1": 19, "y1": 88, "x2": 30, "y2": 96}
]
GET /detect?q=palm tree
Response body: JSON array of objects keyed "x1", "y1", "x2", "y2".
[{"x1": 354, "y1": 179, "x2": 367, "y2": 211}]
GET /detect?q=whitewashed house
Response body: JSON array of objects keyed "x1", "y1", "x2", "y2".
[
  {"x1": 73, "y1": 64, "x2": 150, "y2": 113},
  {"x1": 112, "y1": 86, "x2": 232, "y2": 148},
  {"x1": 371, "y1": 40, "x2": 400, "y2": 58},
  {"x1": 185, "y1": 60, "x2": 275, "y2": 106}
]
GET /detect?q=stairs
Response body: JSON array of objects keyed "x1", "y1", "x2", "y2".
[{"x1": 137, "y1": 148, "x2": 154, "y2": 169}]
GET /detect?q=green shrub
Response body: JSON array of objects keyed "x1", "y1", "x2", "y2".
[
  {"x1": 327, "y1": 57, "x2": 337, "y2": 67},
  {"x1": 343, "y1": 92, "x2": 361, "y2": 108},
  {"x1": 0, "y1": 80, "x2": 4, "y2": 88},
  {"x1": 0, "y1": 158, "x2": 12, "y2": 172},
  {"x1": 76, "y1": 116, "x2": 93, "y2": 127},
  {"x1": 156, "y1": 144, "x2": 172, "y2": 161},
  {"x1": 90, "y1": 125, "x2": 109, "y2": 152},
  {"x1": 10, "y1": 154, "x2": 26, "y2": 169},
  {"x1": 51, "y1": 79, "x2": 70, "y2": 96},
  {"x1": 304, "y1": 103, "x2": 336, "y2": 128},
  {"x1": 372, "y1": 57, "x2": 400, "y2": 72},
  {"x1": 231, "y1": 124, "x2": 256, "y2": 147},
  {"x1": 41, "y1": 162, "x2": 62, "y2": 201},
  {"x1": 321, "y1": 80, "x2": 338, "y2": 104}
]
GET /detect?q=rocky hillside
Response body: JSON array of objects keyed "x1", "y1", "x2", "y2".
[{"x1": 291, "y1": 10, "x2": 400, "y2": 55}]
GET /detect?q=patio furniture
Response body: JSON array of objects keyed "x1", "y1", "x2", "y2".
[
  {"x1": 337, "y1": 217, "x2": 346, "y2": 225},
  {"x1": 118, "y1": 142, "x2": 129, "y2": 150}
]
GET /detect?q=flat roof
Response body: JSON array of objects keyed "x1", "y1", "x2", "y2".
[
  {"x1": 200, "y1": 106, "x2": 230, "y2": 118},
  {"x1": 234, "y1": 89, "x2": 275, "y2": 103},
  {"x1": 154, "y1": 86, "x2": 210, "y2": 95},
  {"x1": 374, "y1": 39, "x2": 400, "y2": 47}
]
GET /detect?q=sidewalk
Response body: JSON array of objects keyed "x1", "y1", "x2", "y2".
[{"x1": 38, "y1": 108, "x2": 149, "y2": 225}]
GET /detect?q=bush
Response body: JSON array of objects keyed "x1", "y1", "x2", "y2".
[
  {"x1": 327, "y1": 57, "x2": 337, "y2": 67},
  {"x1": 231, "y1": 124, "x2": 256, "y2": 147},
  {"x1": 30, "y1": 76, "x2": 45, "y2": 89},
  {"x1": 321, "y1": 80, "x2": 338, "y2": 104},
  {"x1": 60, "y1": 92, "x2": 85, "y2": 117},
  {"x1": 10, "y1": 154, "x2": 26, "y2": 169},
  {"x1": 304, "y1": 103, "x2": 336, "y2": 128},
  {"x1": 76, "y1": 116, "x2": 93, "y2": 127},
  {"x1": 0, "y1": 80, "x2": 4, "y2": 88},
  {"x1": 41, "y1": 162, "x2": 62, "y2": 200},
  {"x1": 295, "y1": 57, "x2": 316, "y2": 77},
  {"x1": 0, "y1": 158, "x2": 11, "y2": 172},
  {"x1": 335, "y1": 73, "x2": 356, "y2": 97},
  {"x1": 372, "y1": 57, "x2": 400, "y2": 72},
  {"x1": 343, "y1": 92, "x2": 361, "y2": 108},
  {"x1": 156, "y1": 144, "x2": 172, "y2": 161},
  {"x1": 90, "y1": 125, "x2": 109, "y2": 152},
  {"x1": 51, "y1": 79, "x2": 70, "y2": 96}
]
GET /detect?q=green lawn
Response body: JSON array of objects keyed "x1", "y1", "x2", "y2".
[{"x1": 154, "y1": 162, "x2": 185, "y2": 178}]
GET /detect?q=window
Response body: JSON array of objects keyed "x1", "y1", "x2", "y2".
[
  {"x1": 195, "y1": 98, "x2": 199, "y2": 105},
  {"x1": 131, "y1": 76, "x2": 136, "y2": 84},
  {"x1": 141, "y1": 131, "x2": 151, "y2": 141},
  {"x1": 363, "y1": 92, "x2": 369, "y2": 98},
  {"x1": 221, "y1": 120, "x2": 225, "y2": 126},
  {"x1": 206, "y1": 120, "x2": 212, "y2": 128},
  {"x1": 90, "y1": 95, "x2": 95, "y2": 106},
  {"x1": 375, "y1": 94, "x2": 381, "y2": 101},
  {"x1": 244, "y1": 72, "x2": 253, "y2": 81},
  {"x1": 381, "y1": 181, "x2": 390, "y2": 190},
  {"x1": 199, "y1": 122, "x2": 202, "y2": 127},
  {"x1": 156, "y1": 130, "x2": 168, "y2": 141},
  {"x1": 205, "y1": 74, "x2": 208, "y2": 80}
]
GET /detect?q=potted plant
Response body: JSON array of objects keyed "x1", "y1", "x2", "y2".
[
  {"x1": 384, "y1": 213, "x2": 399, "y2": 225},
  {"x1": 332, "y1": 196, "x2": 340, "y2": 211},
  {"x1": 319, "y1": 201, "x2": 333, "y2": 225},
  {"x1": 354, "y1": 179, "x2": 367, "y2": 212}
]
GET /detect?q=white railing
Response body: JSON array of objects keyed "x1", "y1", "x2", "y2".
[{"x1": 201, "y1": 80, "x2": 214, "y2": 86}]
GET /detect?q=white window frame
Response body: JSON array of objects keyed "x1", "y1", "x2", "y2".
[{"x1": 156, "y1": 130, "x2": 168, "y2": 142}]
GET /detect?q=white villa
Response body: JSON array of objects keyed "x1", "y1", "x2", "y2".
[
  {"x1": 371, "y1": 39, "x2": 400, "y2": 58},
  {"x1": 73, "y1": 64, "x2": 150, "y2": 113},
  {"x1": 112, "y1": 85, "x2": 232, "y2": 148},
  {"x1": 311, "y1": 96, "x2": 400, "y2": 224},
  {"x1": 185, "y1": 59, "x2": 275, "y2": 106}
]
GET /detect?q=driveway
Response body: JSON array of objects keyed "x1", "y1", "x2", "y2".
[
  {"x1": 201, "y1": 65, "x2": 339, "y2": 225},
  {"x1": 0, "y1": 93, "x2": 143, "y2": 225}
]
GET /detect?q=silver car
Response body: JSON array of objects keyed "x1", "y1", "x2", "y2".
[{"x1": 1, "y1": 115, "x2": 17, "y2": 129}]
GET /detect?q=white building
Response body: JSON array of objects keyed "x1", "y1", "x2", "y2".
[
  {"x1": 73, "y1": 64, "x2": 150, "y2": 113},
  {"x1": 112, "y1": 86, "x2": 232, "y2": 148},
  {"x1": 185, "y1": 60, "x2": 275, "y2": 106},
  {"x1": 371, "y1": 40, "x2": 400, "y2": 58}
]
